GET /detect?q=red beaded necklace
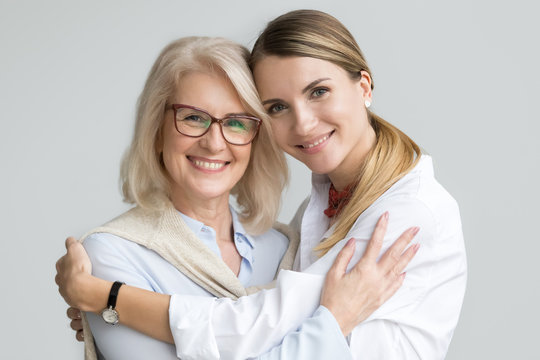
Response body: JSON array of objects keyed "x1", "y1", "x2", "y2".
[{"x1": 323, "y1": 183, "x2": 355, "y2": 218}]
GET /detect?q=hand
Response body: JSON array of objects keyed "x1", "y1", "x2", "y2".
[
  {"x1": 320, "y1": 212, "x2": 420, "y2": 336},
  {"x1": 67, "y1": 307, "x2": 84, "y2": 342},
  {"x1": 55, "y1": 237, "x2": 93, "y2": 310}
]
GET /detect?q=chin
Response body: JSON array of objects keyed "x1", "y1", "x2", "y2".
[{"x1": 303, "y1": 161, "x2": 338, "y2": 175}]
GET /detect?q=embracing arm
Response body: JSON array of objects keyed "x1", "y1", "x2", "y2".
[
  {"x1": 167, "y1": 214, "x2": 418, "y2": 359},
  {"x1": 167, "y1": 194, "x2": 466, "y2": 360},
  {"x1": 56, "y1": 235, "x2": 174, "y2": 345},
  {"x1": 57, "y1": 214, "x2": 417, "y2": 359},
  {"x1": 56, "y1": 233, "x2": 184, "y2": 359}
]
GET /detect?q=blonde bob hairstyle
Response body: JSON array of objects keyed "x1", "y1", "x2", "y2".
[
  {"x1": 250, "y1": 10, "x2": 421, "y2": 254},
  {"x1": 121, "y1": 37, "x2": 288, "y2": 234}
]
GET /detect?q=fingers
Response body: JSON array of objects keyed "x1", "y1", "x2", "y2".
[
  {"x1": 76, "y1": 330, "x2": 84, "y2": 342},
  {"x1": 68, "y1": 306, "x2": 84, "y2": 341},
  {"x1": 70, "y1": 319, "x2": 82, "y2": 331},
  {"x1": 65, "y1": 236, "x2": 77, "y2": 250},
  {"x1": 67, "y1": 307, "x2": 81, "y2": 320},
  {"x1": 328, "y1": 238, "x2": 356, "y2": 277},
  {"x1": 391, "y1": 243, "x2": 420, "y2": 277},
  {"x1": 55, "y1": 256, "x2": 63, "y2": 273},
  {"x1": 362, "y1": 212, "x2": 388, "y2": 263},
  {"x1": 378, "y1": 227, "x2": 419, "y2": 272}
]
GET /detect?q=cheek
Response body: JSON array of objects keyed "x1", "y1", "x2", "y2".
[
  {"x1": 236, "y1": 145, "x2": 252, "y2": 168},
  {"x1": 269, "y1": 119, "x2": 290, "y2": 146}
]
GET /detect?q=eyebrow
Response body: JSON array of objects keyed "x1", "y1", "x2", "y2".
[
  {"x1": 224, "y1": 112, "x2": 255, "y2": 118},
  {"x1": 261, "y1": 77, "x2": 331, "y2": 105},
  {"x1": 302, "y1": 78, "x2": 331, "y2": 94},
  {"x1": 261, "y1": 98, "x2": 281, "y2": 106}
]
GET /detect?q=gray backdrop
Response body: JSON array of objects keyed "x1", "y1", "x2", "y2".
[{"x1": 1, "y1": 0, "x2": 538, "y2": 358}]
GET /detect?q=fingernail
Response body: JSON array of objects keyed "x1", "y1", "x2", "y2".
[
  {"x1": 383, "y1": 211, "x2": 389, "y2": 220},
  {"x1": 413, "y1": 243, "x2": 421, "y2": 253},
  {"x1": 411, "y1": 227, "x2": 420, "y2": 236},
  {"x1": 347, "y1": 238, "x2": 355, "y2": 247}
]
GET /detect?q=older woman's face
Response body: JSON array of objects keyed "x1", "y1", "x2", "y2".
[
  {"x1": 160, "y1": 71, "x2": 252, "y2": 205},
  {"x1": 253, "y1": 56, "x2": 374, "y2": 186}
]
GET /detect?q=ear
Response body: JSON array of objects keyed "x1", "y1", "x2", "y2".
[{"x1": 358, "y1": 70, "x2": 373, "y2": 104}]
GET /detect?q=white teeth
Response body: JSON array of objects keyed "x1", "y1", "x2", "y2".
[
  {"x1": 304, "y1": 134, "x2": 329, "y2": 148},
  {"x1": 194, "y1": 160, "x2": 225, "y2": 169}
]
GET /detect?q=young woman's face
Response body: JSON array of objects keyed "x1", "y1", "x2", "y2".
[
  {"x1": 159, "y1": 71, "x2": 252, "y2": 205},
  {"x1": 253, "y1": 56, "x2": 374, "y2": 189}
]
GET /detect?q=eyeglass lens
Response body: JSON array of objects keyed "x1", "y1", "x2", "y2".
[{"x1": 175, "y1": 107, "x2": 258, "y2": 144}]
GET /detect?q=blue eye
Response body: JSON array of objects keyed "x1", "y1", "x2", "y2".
[
  {"x1": 311, "y1": 88, "x2": 328, "y2": 98},
  {"x1": 268, "y1": 103, "x2": 286, "y2": 114}
]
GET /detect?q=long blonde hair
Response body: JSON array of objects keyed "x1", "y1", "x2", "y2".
[
  {"x1": 121, "y1": 37, "x2": 288, "y2": 234},
  {"x1": 250, "y1": 10, "x2": 421, "y2": 254}
]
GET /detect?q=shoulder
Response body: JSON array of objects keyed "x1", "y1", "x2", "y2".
[
  {"x1": 350, "y1": 156, "x2": 462, "y2": 243},
  {"x1": 83, "y1": 228, "x2": 168, "y2": 272},
  {"x1": 83, "y1": 232, "x2": 145, "y2": 263}
]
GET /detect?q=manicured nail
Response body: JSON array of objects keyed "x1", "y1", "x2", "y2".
[
  {"x1": 411, "y1": 227, "x2": 420, "y2": 236},
  {"x1": 383, "y1": 211, "x2": 389, "y2": 221},
  {"x1": 413, "y1": 243, "x2": 421, "y2": 253},
  {"x1": 347, "y1": 238, "x2": 355, "y2": 247}
]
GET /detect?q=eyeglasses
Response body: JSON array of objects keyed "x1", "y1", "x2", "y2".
[{"x1": 168, "y1": 104, "x2": 261, "y2": 146}]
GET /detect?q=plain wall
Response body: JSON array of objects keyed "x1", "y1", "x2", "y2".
[{"x1": 1, "y1": 0, "x2": 538, "y2": 358}]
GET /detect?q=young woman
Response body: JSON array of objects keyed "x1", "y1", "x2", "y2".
[
  {"x1": 57, "y1": 9, "x2": 465, "y2": 359},
  {"x1": 55, "y1": 34, "x2": 418, "y2": 359}
]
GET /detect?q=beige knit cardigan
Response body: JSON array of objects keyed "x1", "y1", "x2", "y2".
[{"x1": 79, "y1": 201, "x2": 300, "y2": 360}]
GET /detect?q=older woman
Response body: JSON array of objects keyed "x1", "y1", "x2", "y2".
[
  {"x1": 56, "y1": 35, "x2": 418, "y2": 359},
  {"x1": 63, "y1": 36, "x2": 291, "y2": 359}
]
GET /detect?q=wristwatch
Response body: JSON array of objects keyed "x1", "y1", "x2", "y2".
[{"x1": 101, "y1": 281, "x2": 124, "y2": 325}]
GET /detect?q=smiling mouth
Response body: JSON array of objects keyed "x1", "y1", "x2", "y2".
[
  {"x1": 297, "y1": 131, "x2": 334, "y2": 149},
  {"x1": 187, "y1": 156, "x2": 230, "y2": 170}
]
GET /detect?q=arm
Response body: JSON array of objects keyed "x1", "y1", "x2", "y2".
[
  {"x1": 56, "y1": 234, "x2": 177, "y2": 359},
  {"x1": 253, "y1": 306, "x2": 352, "y2": 360},
  {"x1": 250, "y1": 222, "x2": 413, "y2": 360},
  {"x1": 85, "y1": 234, "x2": 180, "y2": 359},
  {"x1": 170, "y1": 190, "x2": 465, "y2": 360},
  {"x1": 57, "y1": 215, "x2": 417, "y2": 359},
  {"x1": 168, "y1": 214, "x2": 418, "y2": 359}
]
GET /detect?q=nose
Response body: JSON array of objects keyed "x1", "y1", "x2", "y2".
[
  {"x1": 292, "y1": 104, "x2": 318, "y2": 136},
  {"x1": 200, "y1": 122, "x2": 227, "y2": 152}
]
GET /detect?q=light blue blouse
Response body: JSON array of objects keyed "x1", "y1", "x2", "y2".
[
  {"x1": 85, "y1": 207, "x2": 288, "y2": 359},
  {"x1": 84, "y1": 207, "x2": 349, "y2": 359}
]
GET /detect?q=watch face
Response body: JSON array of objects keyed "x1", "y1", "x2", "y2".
[{"x1": 101, "y1": 308, "x2": 119, "y2": 325}]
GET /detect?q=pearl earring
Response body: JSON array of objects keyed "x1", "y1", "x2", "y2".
[{"x1": 364, "y1": 100, "x2": 371, "y2": 108}]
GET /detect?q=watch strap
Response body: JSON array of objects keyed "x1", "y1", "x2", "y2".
[{"x1": 107, "y1": 281, "x2": 124, "y2": 309}]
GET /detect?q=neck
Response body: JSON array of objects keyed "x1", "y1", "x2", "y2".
[
  {"x1": 170, "y1": 190, "x2": 233, "y2": 241},
  {"x1": 328, "y1": 125, "x2": 376, "y2": 191}
]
